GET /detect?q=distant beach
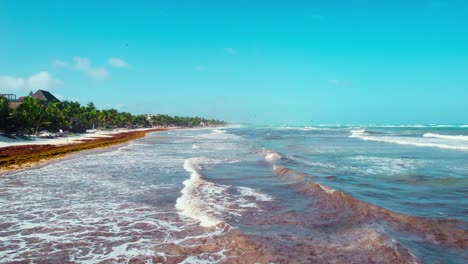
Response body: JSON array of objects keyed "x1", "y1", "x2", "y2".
[{"x1": 0, "y1": 128, "x2": 169, "y2": 174}]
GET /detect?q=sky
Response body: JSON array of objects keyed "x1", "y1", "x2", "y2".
[{"x1": 1, "y1": 0, "x2": 467, "y2": 125}]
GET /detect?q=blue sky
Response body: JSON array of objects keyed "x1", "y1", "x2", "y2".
[{"x1": 1, "y1": 1, "x2": 467, "y2": 125}]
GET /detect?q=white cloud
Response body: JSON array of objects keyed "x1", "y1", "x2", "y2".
[
  {"x1": 0, "y1": 71, "x2": 62, "y2": 93},
  {"x1": 29, "y1": 72, "x2": 63, "y2": 89},
  {"x1": 0, "y1": 76, "x2": 26, "y2": 91},
  {"x1": 86, "y1": 67, "x2": 109, "y2": 79},
  {"x1": 108, "y1": 57, "x2": 130, "y2": 68},
  {"x1": 72, "y1": 56, "x2": 109, "y2": 79},
  {"x1": 52, "y1": 59, "x2": 68, "y2": 68},
  {"x1": 72, "y1": 56, "x2": 92, "y2": 70},
  {"x1": 224, "y1": 47, "x2": 236, "y2": 54}
]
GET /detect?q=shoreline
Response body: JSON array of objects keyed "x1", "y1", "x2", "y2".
[{"x1": 0, "y1": 128, "x2": 170, "y2": 175}]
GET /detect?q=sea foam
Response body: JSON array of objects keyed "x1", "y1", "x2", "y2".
[
  {"x1": 263, "y1": 149, "x2": 282, "y2": 162},
  {"x1": 176, "y1": 157, "x2": 273, "y2": 228},
  {"x1": 423, "y1": 133, "x2": 468, "y2": 142},
  {"x1": 350, "y1": 130, "x2": 468, "y2": 151},
  {"x1": 176, "y1": 157, "x2": 224, "y2": 227}
]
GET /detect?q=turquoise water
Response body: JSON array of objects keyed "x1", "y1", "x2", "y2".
[
  {"x1": 0, "y1": 125, "x2": 467, "y2": 263},
  {"x1": 244, "y1": 125, "x2": 468, "y2": 221}
]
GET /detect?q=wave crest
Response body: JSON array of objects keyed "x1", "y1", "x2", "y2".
[
  {"x1": 423, "y1": 132, "x2": 468, "y2": 142},
  {"x1": 350, "y1": 130, "x2": 468, "y2": 151},
  {"x1": 176, "y1": 157, "x2": 224, "y2": 227},
  {"x1": 263, "y1": 149, "x2": 282, "y2": 162},
  {"x1": 176, "y1": 157, "x2": 274, "y2": 228},
  {"x1": 273, "y1": 166, "x2": 468, "y2": 249}
]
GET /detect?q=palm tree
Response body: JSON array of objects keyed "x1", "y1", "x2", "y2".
[
  {"x1": 16, "y1": 97, "x2": 47, "y2": 135},
  {"x1": 0, "y1": 97, "x2": 12, "y2": 133}
]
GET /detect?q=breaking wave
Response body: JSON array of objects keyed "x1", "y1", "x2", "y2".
[
  {"x1": 350, "y1": 130, "x2": 468, "y2": 151},
  {"x1": 271, "y1": 126, "x2": 332, "y2": 131},
  {"x1": 211, "y1": 129, "x2": 227, "y2": 134},
  {"x1": 176, "y1": 157, "x2": 224, "y2": 227},
  {"x1": 262, "y1": 149, "x2": 282, "y2": 162},
  {"x1": 273, "y1": 165, "x2": 468, "y2": 249},
  {"x1": 176, "y1": 157, "x2": 274, "y2": 228},
  {"x1": 423, "y1": 133, "x2": 468, "y2": 142}
]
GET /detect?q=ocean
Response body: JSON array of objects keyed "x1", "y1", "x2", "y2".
[{"x1": 1, "y1": 125, "x2": 467, "y2": 263}]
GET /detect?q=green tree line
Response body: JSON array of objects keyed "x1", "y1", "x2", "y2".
[{"x1": 0, "y1": 96, "x2": 226, "y2": 135}]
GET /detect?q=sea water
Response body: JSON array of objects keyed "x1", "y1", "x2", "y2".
[{"x1": 0, "y1": 125, "x2": 467, "y2": 263}]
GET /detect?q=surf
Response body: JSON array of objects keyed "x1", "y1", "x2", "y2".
[
  {"x1": 350, "y1": 129, "x2": 468, "y2": 151},
  {"x1": 273, "y1": 165, "x2": 468, "y2": 249},
  {"x1": 423, "y1": 132, "x2": 468, "y2": 142},
  {"x1": 176, "y1": 157, "x2": 274, "y2": 228}
]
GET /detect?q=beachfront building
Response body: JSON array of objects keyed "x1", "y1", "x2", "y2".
[
  {"x1": 8, "y1": 89, "x2": 60, "y2": 109},
  {"x1": 144, "y1": 113, "x2": 159, "y2": 122},
  {"x1": 0, "y1": 94, "x2": 17, "y2": 101},
  {"x1": 30, "y1": 90, "x2": 60, "y2": 104}
]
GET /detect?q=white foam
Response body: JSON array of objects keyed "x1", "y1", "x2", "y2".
[
  {"x1": 196, "y1": 131, "x2": 241, "y2": 140},
  {"x1": 272, "y1": 126, "x2": 331, "y2": 131},
  {"x1": 176, "y1": 157, "x2": 273, "y2": 227},
  {"x1": 263, "y1": 149, "x2": 282, "y2": 162},
  {"x1": 350, "y1": 130, "x2": 468, "y2": 151},
  {"x1": 0, "y1": 128, "x2": 265, "y2": 262},
  {"x1": 237, "y1": 187, "x2": 274, "y2": 202},
  {"x1": 350, "y1": 156, "x2": 421, "y2": 175},
  {"x1": 300, "y1": 126, "x2": 325, "y2": 131},
  {"x1": 211, "y1": 129, "x2": 227, "y2": 134},
  {"x1": 318, "y1": 184, "x2": 336, "y2": 194},
  {"x1": 176, "y1": 158, "x2": 224, "y2": 227},
  {"x1": 423, "y1": 133, "x2": 468, "y2": 142}
]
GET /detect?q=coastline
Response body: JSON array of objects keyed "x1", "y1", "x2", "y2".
[{"x1": 0, "y1": 128, "x2": 170, "y2": 175}]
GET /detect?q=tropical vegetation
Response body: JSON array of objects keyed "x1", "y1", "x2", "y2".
[{"x1": 0, "y1": 96, "x2": 226, "y2": 135}]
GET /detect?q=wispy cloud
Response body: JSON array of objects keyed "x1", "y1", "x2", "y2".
[
  {"x1": 0, "y1": 71, "x2": 62, "y2": 93},
  {"x1": 53, "y1": 57, "x2": 110, "y2": 79},
  {"x1": 72, "y1": 57, "x2": 109, "y2": 79},
  {"x1": 108, "y1": 57, "x2": 130, "y2": 68},
  {"x1": 224, "y1": 47, "x2": 236, "y2": 54},
  {"x1": 52, "y1": 59, "x2": 68, "y2": 68},
  {"x1": 195, "y1": 65, "x2": 204, "y2": 71}
]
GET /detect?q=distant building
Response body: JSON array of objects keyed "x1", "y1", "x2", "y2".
[
  {"x1": 7, "y1": 89, "x2": 60, "y2": 109},
  {"x1": 31, "y1": 90, "x2": 60, "y2": 104},
  {"x1": 0, "y1": 94, "x2": 17, "y2": 101},
  {"x1": 144, "y1": 113, "x2": 160, "y2": 121}
]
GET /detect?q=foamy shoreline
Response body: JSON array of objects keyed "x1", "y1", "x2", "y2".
[
  {"x1": 0, "y1": 128, "x2": 176, "y2": 174},
  {"x1": 0, "y1": 127, "x2": 172, "y2": 148},
  {"x1": 0, "y1": 126, "x2": 227, "y2": 174}
]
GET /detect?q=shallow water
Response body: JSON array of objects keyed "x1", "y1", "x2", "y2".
[{"x1": 0, "y1": 126, "x2": 467, "y2": 263}]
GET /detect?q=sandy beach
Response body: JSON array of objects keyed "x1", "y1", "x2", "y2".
[{"x1": 0, "y1": 128, "x2": 169, "y2": 174}]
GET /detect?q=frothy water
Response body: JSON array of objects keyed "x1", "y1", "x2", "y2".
[
  {"x1": 350, "y1": 129, "x2": 468, "y2": 150},
  {"x1": 1, "y1": 126, "x2": 467, "y2": 263},
  {"x1": 423, "y1": 132, "x2": 468, "y2": 141},
  {"x1": 262, "y1": 149, "x2": 282, "y2": 162}
]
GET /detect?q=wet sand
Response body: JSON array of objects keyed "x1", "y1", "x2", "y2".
[{"x1": 0, "y1": 128, "x2": 169, "y2": 174}]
